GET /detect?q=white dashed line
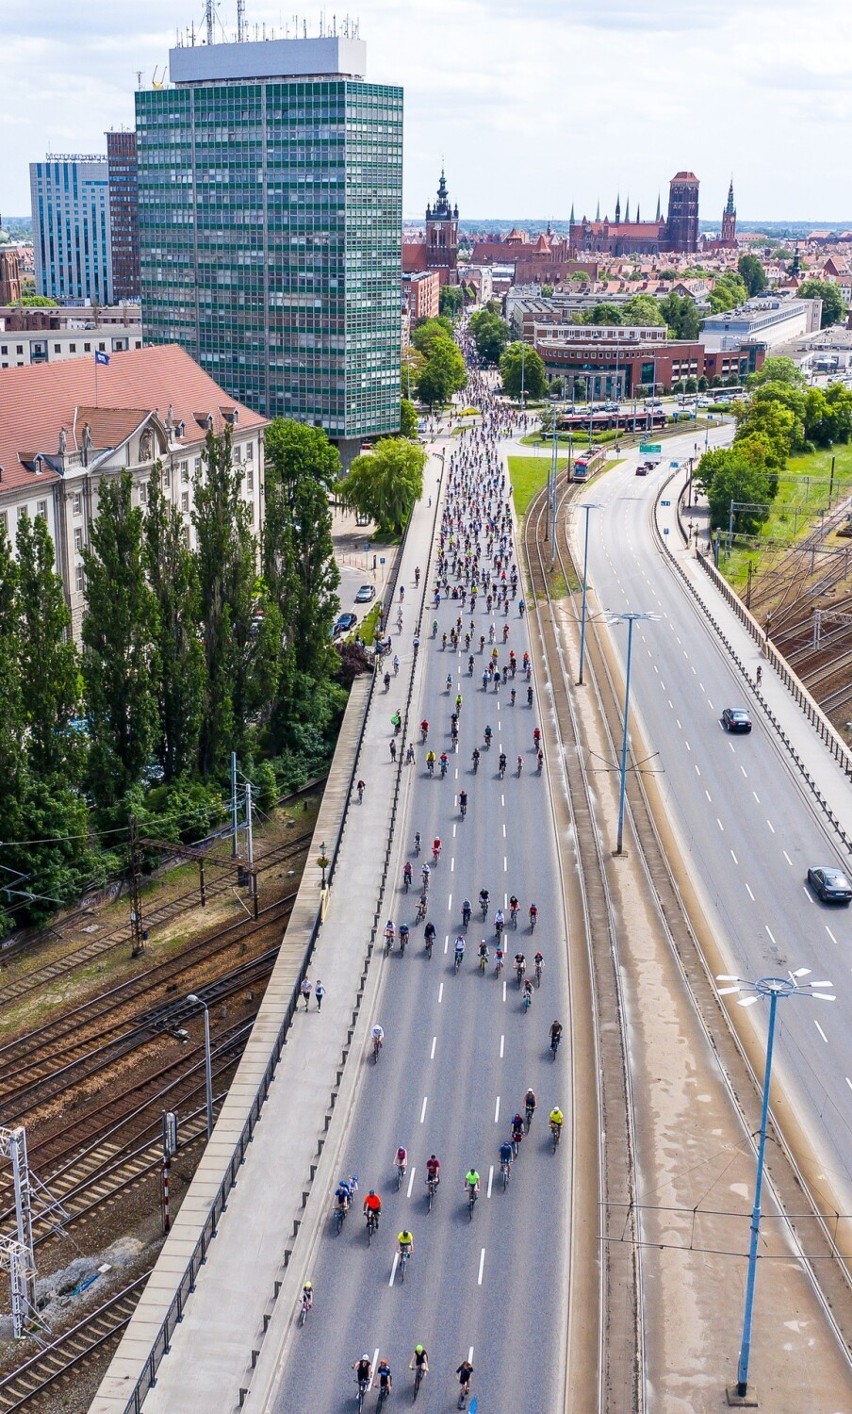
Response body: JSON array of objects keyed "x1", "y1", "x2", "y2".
[
  {"x1": 826, "y1": 927, "x2": 838, "y2": 945},
  {"x1": 420, "y1": 1096, "x2": 428, "y2": 1123},
  {"x1": 766, "y1": 819, "x2": 775, "y2": 834},
  {"x1": 730, "y1": 849, "x2": 738, "y2": 864},
  {"x1": 783, "y1": 851, "x2": 793, "y2": 867},
  {"x1": 745, "y1": 883, "x2": 755, "y2": 901},
  {"x1": 430, "y1": 1036, "x2": 436, "y2": 1060},
  {"x1": 478, "y1": 1248, "x2": 486, "y2": 1285},
  {"x1": 814, "y1": 1020, "x2": 829, "y2": 1045},
  {"x1": 494, "y1": 1096, "x2": 500, "y2": 1123},
  {"x1": 499, "y1": 1034, "x2": 504, "y2": 1058}
]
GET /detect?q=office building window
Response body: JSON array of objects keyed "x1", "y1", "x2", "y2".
[{"x1": 72, "y1": 491, "x2": 83, "y2": 514}]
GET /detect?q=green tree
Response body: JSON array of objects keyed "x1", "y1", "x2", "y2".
[
  {"x1": 439, "y1": 286, "x2": 464, "y2": 318},
  {"x1": 411, "y1": 317, "x2": 455, "y2": 356},
  {"x1": 262, "y1": 420, "x2": 340, "y2": 746},
  {"x1": 695, "y1": 449, "x2": 773, "y2": 532},
  {"x1": 415, "y1": 336, "x2": 467, "y2": 408},
  {"x1": 798, "y1": 278, "x2": 846, "y2": 328},
  {"x1": 192, "y1": 430, "x2": 259, "y2": 778},
  {"x1": 585, "y1": 303, "x2": 622, "y2": 326},
  {"x1": 15, "y1": 511, "x2": 82, "y2": 782},
  {"x1": 81, "y1": 471, "x2": 158, "y2": 806},
  {"x1": 734, "y1": 398, "x2": 800, "y2": 469},
  {"x1": 738, "y1": 254, "x2": 768, "y2": 297},
  {"x1": 500, "y1": 343, "x2": 547, "y2": 400},
  {"x1": 746, "y1": 356, "x2": 806, "y2": 390},
  {"x1": 0, "y1": 531, "x2": 24, "y2": 858},
  {"x1": 399, "y1": 397, "x2": 419, "y2": 439},
  {"x1": 143, "y1": 467, "x2": 205, "y2": 781},
  {"x1": 707, "y1": 272, "x2": 748, "y2": 313},
  {"x1": 540, "y1": 284, "x2": 554, "y2": 298},
  {"x1": 659, "y1": 292, "x2": 701, "y2": 341},
  {"x1": 339, "y1": 438, "x2": 426, "y2": 535},
  {"x1": 621, "y1": 295, "x2": 665, "y2": 326},
  {"x1": 17, "y1": 293, "x2": 58, "y2": 307},
  {"x1": 468, "y1": 309, "x2": 511, "y2": 364}
]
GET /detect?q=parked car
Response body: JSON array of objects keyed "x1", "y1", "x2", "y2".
[
  {"x1": 354, "y1": 584, "x2": 376, "y2": 603},
  {"x1": 721, "y1": 707, "x2": 752, "y2": 733},
  {"x1": 332, "y1": 613, "x2": 358, "y2": 637},
  {"x1": 806, "y1": 866, "x2": 852, "y2": 906}
]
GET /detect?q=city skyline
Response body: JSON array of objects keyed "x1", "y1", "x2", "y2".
[{"x1": 3, "y1": 0, "x2": 852, "y2": 222}]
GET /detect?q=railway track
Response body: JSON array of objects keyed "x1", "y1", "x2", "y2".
[
  {"x1": 0, "y1": 831, "x2": 310, "y2": 1013},
  {"x1": 522, "y1": 473, "x2": 642, "y2": 1412},
  {"x1": 0, "y1": 1274, "x2": 149, "y2": 1413}
]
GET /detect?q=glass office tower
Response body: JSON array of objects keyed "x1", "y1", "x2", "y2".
[
  {"x1": 30, "y1": 156, "x2": 113, "y2": 304},
  {"x1": 136, "y1": 37, "x2": 402, "y2": 450}
]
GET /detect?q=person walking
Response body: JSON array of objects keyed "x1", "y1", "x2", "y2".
[
  {"x1": 300, "y1": 977, "x2": 312, "y2": 1011},
  {"x1": 314, "y1": 980, "x2": 325, "y2": 1012}
]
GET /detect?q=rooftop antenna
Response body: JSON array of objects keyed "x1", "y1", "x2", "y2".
[
  {"x1": 205, "y1": 0, "x2": 214, "y2": 46},
  {"x1": 136, "y1": 70, "x2": 143, "y2": 89},
  {"x1": 237, "y1": 0, "x2": 245, "y2": 39}
]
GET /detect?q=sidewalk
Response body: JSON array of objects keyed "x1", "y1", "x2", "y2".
[
  {"x1": 656, "y1": 466, "x2": 852, "y2": 844},
  {"x1": 92, "y1": 446, "x2": 448, "y2": 1414}
]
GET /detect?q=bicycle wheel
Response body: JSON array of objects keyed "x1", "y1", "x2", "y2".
[
  {"x1": 414, "y1": 1366, "x2": 423, "y2": 1399},
  {"x1": 299, "y1": 1301, "x2": 307, "y2": 1326},
  {"x1": 501, "y1": 1163, "x2": 509, "y2": 1191},
  {"x1": 401, "y1": 1251, "x2": 408, "y2": 1283},
  {"x1": 335, "y1": 1207, "x2": 344, "y2": 1234}
]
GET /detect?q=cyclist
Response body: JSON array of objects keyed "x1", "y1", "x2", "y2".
[
  {"x1": 494, "y1": 907, "x2": 505, "y2": 937},
  {"x1": 511, "y1": 1113, "x2": 525, "y2": 1151},
  {"x1": 457, "y1": 1360, "x2": 474, "y2": 1401},
  {"x1": 416, "y1": 892, "x2": 428, "y2": 921},
  {"x1": 424, "y1": 920, "x2": 436, "y2": 950},
  {"x1": 384, "y1": 920, "x2": 395, "y2": 949},
  {"x1": 523, "y1": 976, "x2": 534, "y2": 1007},
  {"x1": 468, "y1": 655, "x2": 475, "y2": 674},
  {"x1": 363, "y1": 1189, "x2": 382, "y2": 1228},
  {"x1": 446, "y1": 673, "x2": 453, "y2": 692},
  {"x1": 459, "y1": 789, "x2": 468, "y2": 817},
  {"x1": 439, "y1": 751, "x2": 449, "y2": 777},
  {"x1": 517, "y1": 754, "x2": 524, "y2": 775},
  {"x1": 494, "y1": 944, "x2": 504, "y2": 975},
  {"x1": 550, "y1": 1019, "x2": 563, "y2": 1054},
  {"x1": 425, "y1": 1154, "x2": 441, "y2": 1188},
  {"x1": 371, "y1": 1024, "x2": 384, "y2": 1056},
  {"x1": 397, "y1": 1228, "x2": 414, "y2": 1256},
  {"x1": 484, "y1": 725, "x2": 492, "y2": 747},
  {"x1": 432, "y1": 619, "x2": 438, "y2": 638},
  {"x1": 510, "y1": 687, "x2": 516, "y2": 706},
  {"x1": 410, "y1": 1344, "x2": 429, "y2": 1377},
  {"x1": 425, "y1": 749, "x2": 436, "y2": 775},
  {"x1": 527, "y1": 685, "x2": 534, "y2": 706},
  {"x1": 392, "y1": 654, "x2": 400, "y2": 675},
  {"x1": 498, "y1": 750, "x2": 507, "y2": 777},
  {"x1": 472, "y1": 747, "x2": 480, "y2": 773},
  {"x1": 375, "y1": 1359, "x2": 392, "y2": 1396},
  {"x1": 414, "y1": 831, "x2": 421, "y2": 854},
  {"x1": 432, "y1": 836, "x2": 442, "y2": 863},
  {"x1": 421, "y1": 862, "x2": 431, "y2": 889},
  {"x1": 537, "y1": 748, "x2": 544, "y2": 771},
  {"x1": 515, "y1": 952, "x2": 526, "y2": 985},
  {"x1": 549, "y1": 1105, "x2": 564, "y2": 1136},
  {"x1": 478, "y1": 939, "x2": 489, "y2": 970},
  {"x1": 403, "y1": 861, "x2": 412, "y2": 890},
  {"x1": 534, "y1": 950, "x2": 544, "y2": 982},
  {"x1": 524, "y1": 1087, "x2": 537, "y2": 1126},
  {"x1": 300, "y1": 1281, "x2": 313, "y2": 1315},
  {"x1": 454, "y1": 936, "x2": 466, "y2": 970},
  {"x1": 533, "y1": 726, "x2": 541, "y2": 749},
  {"x1": 529, "y1": 902, "x2": 538, "y2": 930},
  {"x1": 464, "y1": 1168, "x2": 480, "y2": 1198},
  {"x1": 420, "y1": 719, "x2": 429, "y2": 742},
  {"x1": 461, "y1": 899, "x2": 472, "y2": 927},
  {"x1": 399, "y1": 922, "x2": 410, "y2": 951},
  {"x1": 415, "y1": 566, "x2": 420, "y2": 586},
  {"x1": 395, "y1": 1145, "x2": 408, "y2": 1180},
  {"x1": 499, "y1": 1137, "x2": 514, "y2": 1176},
  {"x1": 756, "y1": 665, "x2": 763, "y2": 687},
  {"x1": 509, "y1": 894, "x2": 519, "y2": 927},
  {"x1": 455, "y1": 692, "x2": 463, "y2": 713},
  {"x1": 353, "y1": 1355, "x2": 373, "y2": 1390}
]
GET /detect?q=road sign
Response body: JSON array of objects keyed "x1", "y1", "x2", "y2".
[
  {"x1": 661, "y1": 499, "x2": 671, "y2": 507},
  {"x1": 639, "y1": 443, "x2": 662, "y2": 454}
]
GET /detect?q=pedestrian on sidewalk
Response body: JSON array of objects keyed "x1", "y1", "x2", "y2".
[
  {"x1": 300, "y1": 977, "x2": 312, "y2": 1011},
  {"x1": 315, "y1": 981, "x2": 325, "y2": 1012},
  {"x1": 389, "y1": 739, "x2": 397, "y2": 762}
]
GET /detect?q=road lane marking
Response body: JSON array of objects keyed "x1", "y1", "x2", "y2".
[
  {"x1": 451, "y1": 858, "x2": 455, "y2": 872},
  {"x1": 766, "y1": 819, "x2": 775, "y2": 834},
  {"x1": 745, "y1": 884, "x2": 755, "y2": 901},
  {"x1": 469, "y1": 1347, "x2": 474, "y2": 1364},
  {"x1": 753, "y1": 791, "x2": 760, "y2": 803},
  {"x1": 494, "y1": 1096, "x2": 501, "y2": 1123},
  {"x1": 717, "y1": 818, "x2": 724, "y2": 832},
  {"x1": 730, "y1": 849, "x2": 738, "y2": 864},
  {"x1": 695, "y1": 764, "x2": 701, "y2": 777},
  {"x1": 388, "y1": 1258, "x2": 398, "y2": 1287},
  {"x1": 500, "y1": 1034, "x2": 505, "y2": 1058},
  {"x1": 503, "y1": 823, "x2": 506, "y2": 837},
  {"x1": 740, "y1": 765, "x2": 748, "y2": 777},
  {"x1": 502, "y1": 979, "x2": 507, "y2": 1003},
  {"x1": 501, "y1": 793, "x2": 505, "y2": 807},
  {"x1": 420, "y1": 1097, "x2": 428, "y2": 1123},
  {"x1": 430, "y1": 1037, "x2": 437, "y2": 1060},
  {"x1": 803, "y1": 888, "x2": 814, "y2": 904},
  {"x1": 783, "y1": 851, "x2": 793, "y2": 867},
  {"x1": 676, "y1": 718, "x2": 682, "y2": 729},
  {"x1": 705, "y1": 789, "x2": 712, "y2": 803},
  {"x1": 685, "y1": 740, "x2": 691, "y2": 752},
  {"x1": 453, "y1": 823, "x2": 457, "y2": 837},
  {"x1": 486, "y1": 1168, "x2": 493, "y2": 1198},
  {"x1": 478, "y1": 1249, "x2": 486, "y2": 1285},
  {"x1": 407, "y1": 1166, "x2": 416, "y2": 1198},
  {"x1": 447, "y1": 895, "x2": 452, "y2": 913},
  {"x1": 765, "y1": 926, "x2": 779, "y2": 947},
  {"x1": 438, "y1": 983, "x2": 444, "y2": 1002},
  {"x1": 826, "y1": 927, "x2": 838, "y2": 945},
  {"x1": 814, "y1": 1020, "x2": 829, "y2": 1044},
  {"x1": 504, "y1": 856, "x2": 508, "y2": 872}
]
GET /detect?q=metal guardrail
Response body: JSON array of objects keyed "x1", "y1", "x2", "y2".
[{"x1": 655, "y1": 469, "x2": 852, "y2": 859}]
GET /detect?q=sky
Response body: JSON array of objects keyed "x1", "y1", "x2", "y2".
[{"x1": 3, "y1": 0, "x2": 852, "y2": 223}]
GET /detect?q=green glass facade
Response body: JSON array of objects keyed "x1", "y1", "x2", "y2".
[{"x1": 136, "y1": 77, "x2": 402, "y2": 440}]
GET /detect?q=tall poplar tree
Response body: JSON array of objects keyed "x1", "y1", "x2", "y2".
[
  {"x1": 81, "y1": 471, "x2": 157, "y2": 806},
  {"x1": 0, "y1": 530, "x2": 24, "y2": 852},
  {"x1": 144, "y1": 467, "x2": 205, "y2": 781},
  {"x1": 16, "y1": 511, "x2": 83, "y2": 781}
]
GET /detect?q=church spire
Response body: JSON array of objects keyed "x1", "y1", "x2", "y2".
[
  {"x1": 636, "y1": 202, "x2": 640, "y2": 222},
  {"x1": 655, "y1": 192, "x2": 661, "y2": 222},
  {"x1": 625, "y1": 196, "x2": 630, "y2": 222},
  {"x1": 726, "y1": 176, "x2": 736, "y2": 215},
  {"x1": 615, "y1": 192, "x2": 621, "y2": 224},
  {"x1": 595, "y1": 197, "x2": 600, "y2": 221},
  {"x1": 569, "y1": 200, "x2": 575, "y2": 224}
]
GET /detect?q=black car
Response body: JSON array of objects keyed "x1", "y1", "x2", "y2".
[
  {"x1": 722, "y1": 707, "x2": 752, "y2": 733},
  {"x1": 807, "y1": 867, "x2": 852, "y2": 906},
  {"x1": 332, "y1": 613, "x2": 357, "y2": 638}
]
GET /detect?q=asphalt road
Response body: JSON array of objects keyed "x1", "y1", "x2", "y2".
[
  {"x1": 270, "y1": 465, "x2": 572, "y2": 1412},
  {"x1": 575, "y1": 436, "x2": 852, "y2": 1208}
]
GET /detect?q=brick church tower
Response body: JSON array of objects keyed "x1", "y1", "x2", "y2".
[
  {"x1": 720, "y1": 178, "x2": 737, "y2": 248},
  {"x1": 425, "y1": 169, "x2": 459, "y2": 285},
  {"x1": 666, "y1": 171, "x2": 700, "y2": 253}
]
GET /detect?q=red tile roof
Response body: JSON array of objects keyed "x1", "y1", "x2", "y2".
[{"x1": 0, "y1": 345, "x2": 265, "y2": 493}]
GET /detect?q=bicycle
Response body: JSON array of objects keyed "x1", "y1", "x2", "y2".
[
  {"x1": 551, "y1": 1030, "x2": 562, "y2": 1059},
  {"x1": 467, "y1": 1185, "x2": 478, "y2": 1220},
  {"x1": 426, "y1": 1175, "x2": 438, "y2": 1212},
  {"x1": 454, "y1": 948, "x2": 464, "y2": 974},
  {"x1": 551, "y1": 1121, "x2": 562, "y2": 1152},
  {"x1": 416, "y1": 897, "x2": 428, "y2": 923},
  {"x1": 356, "y1": 1377, "x2": 369, "y2": 1413},
  {"x1": 298, "y1": 1290, "x2": 312, "y2": 1326},
  {"x1": 373, "y1": 1035, "x2": 383, "y2": 1064},
  {"x1": 335, "y1": 1201, "x2": 348, "y2": 1234},
  {"x1": 397, "y1": 1162, "x2": 407, "y2": 1191},
  {"x1": 501, "y1": 1158, "x2": 511, "y2": 1191},
  {"x1": 535, "y1": 958, "x2": 543, "y2": 987},
  {"x1": 525, "y1": 1103, "x2": 535, "y2": 1132},
  {"x1": 366, "y1": 1210, "x2": 379, "y2": 1245},
  {"x1": 413, "y1": 1362, "x2": 426, "y2": 1399},
  {"x1": 522, "y1": 989, "x2": 532, "y2": 1013},
  {"x1": 399, "y1": 1246, "x2": 411, "y2": 1282},
  {"x1": 494, "y1": 952, "x2": 504, "y2": 978},
  {"x1": 510, "y1": 906, "x2": 518, "y2": 928},
  {"x1": 478, "y1": 951, "x2": 487, "y2": 974}
]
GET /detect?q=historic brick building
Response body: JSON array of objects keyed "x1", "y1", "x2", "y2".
[
  {"x1": 569, "y1": 171, "x2": 701, "y2": 257},
  {"x1": 402, "y1": 169, "x2": 460, "y2": 286}
]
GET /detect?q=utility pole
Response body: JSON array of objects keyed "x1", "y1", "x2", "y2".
[
  {"x1": 128, "y1": 815, "x2": 145, "y2": 958},
  {"x1": 231, "y1": 752, "x2": 239, "y2": 858},
  {"x1": 245, "y1": 781, "x2": 257, "y2": 916}
]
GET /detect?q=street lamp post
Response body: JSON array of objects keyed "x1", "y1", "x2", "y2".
[
  {"x1": 609, "y1": 611, "x2": 658, "y2": 853},
  {"x1": 186, "y1": 993, "x2": 214, "y2": 1140},
  {"x1": 577, "y1": 502, "x2": 604, "y2": 686},
  {"x1": 318, "y1": 841, "x2": 329, "y2": 889},
  {"x1": 715, "y1": 969, "x2": 835, "y2": 1401}
]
